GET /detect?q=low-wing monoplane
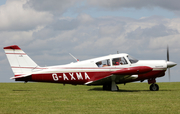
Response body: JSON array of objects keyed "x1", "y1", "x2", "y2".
[{"x1": 4, "y1": 45, "x2": 177, "y2": 91}]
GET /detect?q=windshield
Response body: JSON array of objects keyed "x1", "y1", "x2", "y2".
[{"x1": 127, "y1": 55, "x2": 139, "y2": 64}]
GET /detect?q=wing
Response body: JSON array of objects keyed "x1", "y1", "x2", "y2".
[{"x1": 85, "y1": 66, "x2": 152, "y2": 85}]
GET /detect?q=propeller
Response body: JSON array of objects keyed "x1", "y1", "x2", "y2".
[
  {"x1": 167, "y1": 45, "x2": 170, "y2": 81},
  {"x1": 166, "y1": 46, "x2": 177, "y2": 81},
  {"x1": 167, "y1": 45, "x2": 169, "y2": 61}
]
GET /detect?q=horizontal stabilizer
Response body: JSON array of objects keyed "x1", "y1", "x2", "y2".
[
  {"x1": 10, "y1": 74, "x2": 31, "y2": 79},
  {"x1": 111, "y1": 66, "x2": 153, "y2": 75}
]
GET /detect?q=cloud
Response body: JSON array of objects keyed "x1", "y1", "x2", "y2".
[
  {"x1": 23, "y1": 15, "x2": 180, "y2": 56},
  {"x1": 25, "y1": 0, "x2": 82, "y2": 14},
  {"x1": 87, "y1": 0, "x2": 180, "y2": 11},
  {"x1": 0, "y1": 0, "x2": 53, "y2": 31},
  {"x1": 126, "y1": 24, "x2": 178, "y2": 39}
]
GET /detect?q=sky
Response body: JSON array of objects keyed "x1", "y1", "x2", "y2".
[{"x1": 0, "y1": 0, "x2": 180, "y2": 83}]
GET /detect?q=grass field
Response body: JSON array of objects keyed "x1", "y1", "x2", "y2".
[{"x1": 0, "y1": 82, "x2": 180, "y2": 114}]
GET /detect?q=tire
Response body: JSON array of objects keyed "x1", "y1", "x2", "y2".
[{"x1": 150, "y1": 83, "x2": 159, "y2": 91}]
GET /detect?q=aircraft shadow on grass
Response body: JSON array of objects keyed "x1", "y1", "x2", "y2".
[
  {"x1": 12, "y1": 88, "x2": 173, "y2": 92},
  {"x1": 88, "y1": 87, "x2": 173, "y2": 92}
]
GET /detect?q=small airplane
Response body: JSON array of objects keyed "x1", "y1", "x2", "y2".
[{"x1": 4, "y1": 45, "x2": 177, "y2": 91}]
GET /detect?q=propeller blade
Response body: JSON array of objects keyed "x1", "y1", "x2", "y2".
[
  {"x1": 168, "y1": 68, "x2": 170, "y2": 82},
  {"x1": 167, "y1": 45, "x2": 170, "y2": 82},
  {"x1": 167, "y1": 45, "x2": 169, "y2": 61}
]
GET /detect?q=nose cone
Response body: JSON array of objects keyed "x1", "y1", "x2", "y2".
[{"x1": 167, "y1": 61, "x2": 177, "y2": 68}]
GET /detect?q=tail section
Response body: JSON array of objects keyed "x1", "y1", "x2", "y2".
[{"x1": 4, "y1": 45, "x2": 39, "y2": 75}]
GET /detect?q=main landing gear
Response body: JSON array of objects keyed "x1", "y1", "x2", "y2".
[{"x1": 103, "y1": 81, "x2": 119, "y2": 91}]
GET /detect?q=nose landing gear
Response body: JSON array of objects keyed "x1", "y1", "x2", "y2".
[
  {"x1": 148, "y1": 78, "x2": 159, "y2": 91},
  {"x1": 149, "y1": 83, "x2": 159, "y2": 91}
]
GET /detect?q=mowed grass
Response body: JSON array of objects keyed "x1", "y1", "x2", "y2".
[{"x1": 0, "y1": 82, "x2": 180, "y2": 114}]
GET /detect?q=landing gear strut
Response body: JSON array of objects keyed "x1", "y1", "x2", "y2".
[
  {"x1": 103, "y1": 81, "x2": 119, "y2": 91},
  {"x1": 149, "y1": 83, "x2": 159, "y2": 91}
]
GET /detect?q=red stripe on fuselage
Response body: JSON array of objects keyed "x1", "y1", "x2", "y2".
[
  {"x1": 31, "y1": 71, "x2": 112, "y2": 84},
  {"x1": 19, "y1": 70, "x2": 166, "y2": 85}
]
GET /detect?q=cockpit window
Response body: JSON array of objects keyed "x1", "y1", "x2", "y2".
[
  {"x1": 127, "y1": 55, "x2": 138, "y2": 64},
  {"x1": 112, "y1": 57, "x2": 128, "y2": 66},
  {"x1": 96, "y1": 59, "x2": 110, "y2": 67}
]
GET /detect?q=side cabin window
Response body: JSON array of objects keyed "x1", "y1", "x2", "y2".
[
  {"x1": 112, "y1": 57, "x2": 128, "y2": 66},
  {"x1": 96, "y1": 59, "x2": 110, "y2": 67}
]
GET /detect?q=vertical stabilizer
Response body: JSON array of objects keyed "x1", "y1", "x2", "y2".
[{"x1": 4, "y1": 45, "x2": 39, "y2": 75}]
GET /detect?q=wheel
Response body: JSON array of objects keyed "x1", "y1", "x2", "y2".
[{"x1": 150, "y1": 83, "x2": 159, "y2": 91}]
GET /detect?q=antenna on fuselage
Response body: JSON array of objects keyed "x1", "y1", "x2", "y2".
[
  {"x1": 117, "y1": 51, "x2": 119, "y2": 54},
  {"x1": 69, "y1": 53, "x2": 79, "y2": 62}
]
